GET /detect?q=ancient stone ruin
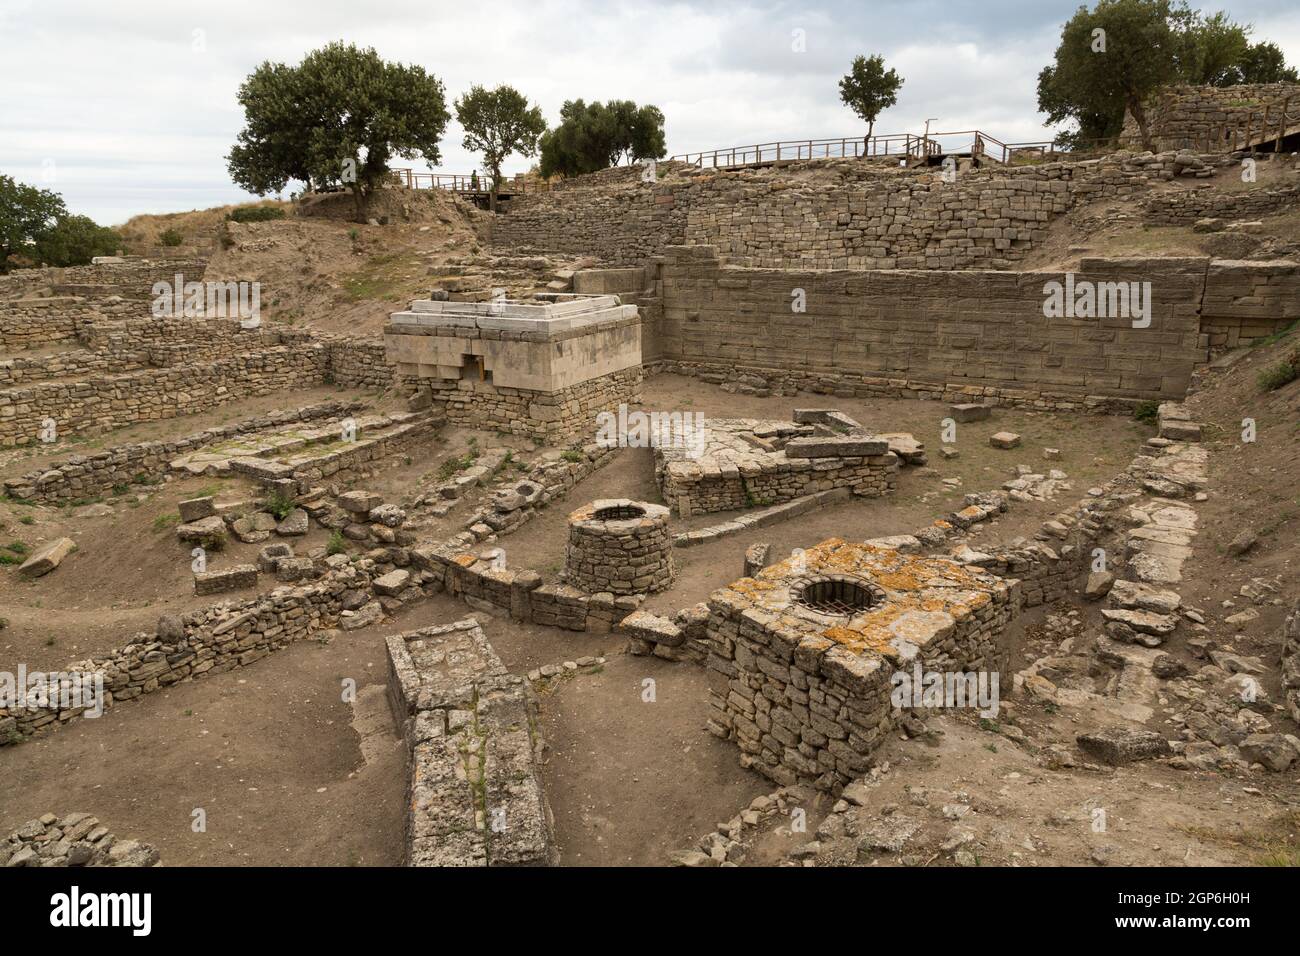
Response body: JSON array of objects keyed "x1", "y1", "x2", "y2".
[{"x1": 3, "y1": 93, "x2": 1299, "y2": 874}]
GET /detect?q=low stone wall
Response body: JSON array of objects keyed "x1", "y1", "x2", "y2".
[
  {"x1": 0, "y1": 345, "x2": 329, "y2": 447},
  {"x1": 0, "y1": 563, "x2": 377, "y2": 743},
  {"x1": 385, "y1": 618, "x2": 556, "y2": 866},
  {"x1": 1, "y1": 813, "x2": 159, "y2": 867},
  {"x1": 3, "y1": 399, "x2": 364, "y2": 502},
  {"x1": 1283, "y1": 598, "x2": 1300, "y2": 725},
  {"x1": 1143, "y1": 182, "x2": 1300, "y2": 226}
]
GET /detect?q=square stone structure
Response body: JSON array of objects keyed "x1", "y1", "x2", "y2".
[
  {"x1": 705, "y1": 538, "x2": 1015, "y2": 791},
  {"x1": 385, "y1": 294, "x2": 642, "y2": 440},
  {"x1": 385, "y1": 618, "x2": 556, "y2": 866},
  {"x1": 656, "y1": 417, "x2": 898, "y2": 518}
]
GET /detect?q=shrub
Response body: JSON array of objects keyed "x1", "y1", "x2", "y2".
[
  {"x1": 326, "y1": 530, "x2": 347, "y2": 556},
  {"x1": 1133, "y1": 400, "x2": 1160, "y2": 425},
  {"x1": 159, "y1": 228, "x2": 184, "y2": 247},
  {"x1": 1258, "y1": 350, "x2": 1300, "y2": 392},
  {"x1": 228, "y1": 205, "x2": 286, "y2": 223},
  {"x1": 264, "y1": 489, "x2": 297, "y2": 520}
]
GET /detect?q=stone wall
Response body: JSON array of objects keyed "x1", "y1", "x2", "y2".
[
  {"x1": 495, "y1": 152, "x2": 1211, "y2": 269},
  {"x1": 1122, "y1": 83, "x2": 1300, "y2": 151},
  {"x1": 0, "y1": 345, "x2": 330, "y2": 447},
  {"x1": 1200, "y1": 259, "x2": 1300, "y2": 348},
  {"x1": 3, "y1": 400, "x2": 365, "y2": 502},
  {"x1": 0, "y1": 563, "x2": 377, "y2": 743},
  {"x1": 0, "y1": 297, "x2": 140, "y2": 349},
  {"x1": 1143, "y1": 181, "x2": 1300, "y2": 225},
  {"x1": 423, "y1": 365, "x2": 643, "y2": 441},
  {"x1": 385, "y1": 618, "x2": 556, "y2": 866},
  {"x1": 655, "y1": 246, "x2": 1209, "y2": 407}
]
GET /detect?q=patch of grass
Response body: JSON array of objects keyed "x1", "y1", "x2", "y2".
[
  {"x1": 561, "y1": 449, "x2": 584, "y2": 463},
  {"x1": 153, "y1": 513, "x2": 181, "y2": 532},
  {"x1": 19, "y1": 516, "x2": 34, "y2": 525},
  {"x1": 0, "y1": 553, "x2": 22, "y2": 566},
  {"x1": 5, "y1": 541, "x2": 29, "y2": 556}
]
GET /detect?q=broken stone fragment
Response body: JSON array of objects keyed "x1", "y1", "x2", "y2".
[
  {"x1": 1084, "y1": 571, "x2": 1115, "y2": 600},
  {"x1": 275, "y1": 508, "x2": 309, "y2": 536},
  {"x1": 178, "y1": 496, "x2": 216, "y2": 522},
  {"x1": 1076, "y1": 728, "x2": 1172, "y2": 765},
  {"x1": 989, "y1": 432, "x2": 1021, "y2": 449},
  {"x1": 338, "y1": 490, "x2": 382, "y2": 513},
  {"x1": 18, "y1": 537, "x2": 76, "y2": 577}
]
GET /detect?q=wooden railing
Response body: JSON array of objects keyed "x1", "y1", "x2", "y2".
[
  {"x1": 1201, "y1": 95, "x2": 1300, "y2": 152},
  {"x1": 669, "y1": 134, "x2": 942, "y2": 168},
  {"x1": 388, "y1": 170, "x2": 548, "y2": 194}
]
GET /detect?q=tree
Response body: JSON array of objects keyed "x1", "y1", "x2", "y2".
[
  {"x1": 34, "y1": 215, "x2": 121, "y2": 266},
  {"x1": 0, "y1": 174, "x2": 67, "y2": 273},
  {"x1": 1232, "y1": 42, "x2": 1299, "y2": 84},
  {"x1": 228, "y1": 42, "x2": 450, "y2": 222},
  {"x1": 838, "y1": 55, "x2": 903, "y2": 144},
  {"x1": 1038, "y1": 0, "x2": 1182, "y2": 151},
  {"x1": 1038, "y1": 1, "x2": 1299, "y2": 149},
  {"x1": 538, "y1": 99, "x2": 667, "y2": 178},
  {"x1": 455, "y1": 85, "x2": 546, "y2": 212}
]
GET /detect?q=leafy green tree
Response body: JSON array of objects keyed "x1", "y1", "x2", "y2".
[
  {"x1": 0, "y1": 174, "x2": 66, "y2": 273},
  {"x1": 455, "y1": 85, "x2": 546, "y2": 212},
  {"x1": 34, "y1": 215, "x2": 121, "y2": 265},
  {"x1": 1233, "y1": 42, "x2": 1299, "y2": 84},
  {"x1": 1038, "y1": 0, "x2": 1182, "y2": 151},
  {"x1": 838, "y1": 54, "x2": 904, "y2": 143},
  {"x1": 538, "y1": 99, "x2": 667, "y2": 178},
  {"x1": 1039, "y1": 1, "x2": 1298, "y2": 149},
  {"x1": 228, "y1": 42, "x2": 450, "y2": 222}
]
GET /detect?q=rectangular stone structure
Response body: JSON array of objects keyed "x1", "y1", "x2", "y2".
[
  {"x1": 704, "y1": 538, "x2": 1015, "y2": 791},
  {"x1": 385, "y1": 294, "x2": 642, "y2": 441},
  {"x1": 385, "y1": 618, "x2": 557, "y2": 867}
]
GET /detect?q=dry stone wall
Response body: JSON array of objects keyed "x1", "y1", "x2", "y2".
[
  {"x1": 1122, "y1": 83, "x2": 1300, "y2": 151},
  {"x1": 496, "y1": 152, "x2": 1213, "y2": 269}
]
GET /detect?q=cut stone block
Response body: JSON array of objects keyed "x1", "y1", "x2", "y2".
[
  {"x1": 785, "y1": 436, "x2": 888, "y2": 458},
  {"x1": 193, "y1": 564, "x2": 258, "y2": 595},
  {"x1": 178, "y1": 496, "x2": 216, "y2": 522},
  {"x1": 1076, "y1": 728, "x2": 1172, "y2": 765},
  {"x1": 18, "y1": 537, "x2": 76, "y2": 577},
  {"x1": 949, "y1": 403, "x2": 990, "y2": 422},
  {"x1": 989, "y1": 432, "x2": 1021, "y2": 449},
  {"x1": 338, "y1": 491, "x2": 383, "y2": 514}
]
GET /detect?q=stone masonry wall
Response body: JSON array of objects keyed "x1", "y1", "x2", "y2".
[
  {"x1": 1122, "y1": 83, "x2": 1300, "y2": 151},
  {"x1": 656, "y1": 246, "x2": 1209, "y2": 407},
  {"x1": 423, "y1": 366, "x2": 643, "y2": 441},
  {"x1": 495, "y1": 152, "x2": 1212, "y2": 269}
]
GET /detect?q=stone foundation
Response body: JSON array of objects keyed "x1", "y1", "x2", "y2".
[{"x1": 385, "y1": 619, "x2": 556, "y2": 866}]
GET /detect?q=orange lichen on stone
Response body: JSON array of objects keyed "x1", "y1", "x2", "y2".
[{"x1": 453, "y1": 553, "x2": 478, "y2": 568}]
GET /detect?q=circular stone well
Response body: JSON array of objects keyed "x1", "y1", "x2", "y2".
[{"x1": 565, "y1": 498, "x2": 675, "y2": 594}]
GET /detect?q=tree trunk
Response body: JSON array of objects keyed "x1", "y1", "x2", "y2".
[
  {"x1": 351, "y1": 183, "x2": 368, "y2": 224},
  {"x1": 1129, "y1": 94, "x2": 1154, "y2": 152},
  {"x1": 489, "y1": 163, "x2": 499, "y2": 214}
]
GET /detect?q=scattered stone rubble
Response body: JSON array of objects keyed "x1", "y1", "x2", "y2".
[{"x1": 2, "y1": 813, "x2": 159, "y2": 867}]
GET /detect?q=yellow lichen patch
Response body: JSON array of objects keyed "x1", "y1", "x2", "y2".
[{"x1": 453, "y1": 553, "x2": 477, "y2": 568}]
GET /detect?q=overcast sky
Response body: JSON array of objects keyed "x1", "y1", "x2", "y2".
[{"x1": 2, "y1": 0, "x2": 1297, "y2": 225}]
